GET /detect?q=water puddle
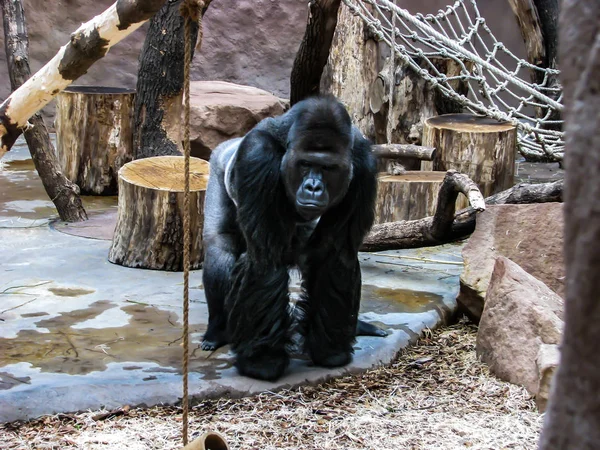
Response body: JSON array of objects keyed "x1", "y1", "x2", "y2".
[
  {"x1": 48, "y1": 287, "x2": 95, "y2": 297},
  {"x1": 361, "y1": 284, "x2": 444, "y2": 314},
  {"x1": 0, "y1": 301, "x2": 231, "y2": 387},
  {"x1": 1, "y1": 150, "x2": 117, "y2": 222}
]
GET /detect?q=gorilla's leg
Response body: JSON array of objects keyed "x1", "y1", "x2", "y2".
[
  {"x1": 201, "y1": 235, "x2": 238, "y2": 351},
  {"x1": 300, "y1": 254, "x2": 362, "y2": 368},
  {"x1": 201, "y1": 139, "x2": 243, "y2": 351},
  {"x1": 227, "y1": 255, "x2": 291, "y2": 381}
]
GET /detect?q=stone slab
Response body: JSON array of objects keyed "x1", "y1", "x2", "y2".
[
  {"x1": 1, "y1": 140, "x2": 464, "y2": 422},
  {"x1": 0, "y1": 224, "x2": 462, "y2": 422}
]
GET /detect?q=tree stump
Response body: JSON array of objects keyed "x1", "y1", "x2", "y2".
[
  {"x1": 421, "y1": 114, "x2": 516, "y2": 209},
  {"x1": 375, "y1": 171, "x2": 446, "y2": 224},
  {"x1": 55, "y1": 85, "x2": 135, "y2": 195},
  {"x1": 108, "y1": 156, "x2": 209, "y2": 271}
]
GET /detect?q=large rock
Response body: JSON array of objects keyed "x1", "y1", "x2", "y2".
[
  {"x1": 476, "y1": 256, "x2": 563, "y2": 411},
  {"x1": 188, "y1": 81, "x2": 287, "y2": 160},
  {"x1": 458, "y1": 203, "x2": 564, "y2": 321}
]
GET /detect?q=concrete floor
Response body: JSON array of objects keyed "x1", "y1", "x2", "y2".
[{"x1": 0, "y1": 140, "x2": 463, "y2": 423}]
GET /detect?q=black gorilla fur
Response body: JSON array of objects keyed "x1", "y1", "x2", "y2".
[{"x1": 201, "y1": 96, "x2": 381, "y2": 381}]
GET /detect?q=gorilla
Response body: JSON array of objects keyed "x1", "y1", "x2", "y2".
[{"x1": 201, "y1": 95, "x2": 383, "y2": 381}]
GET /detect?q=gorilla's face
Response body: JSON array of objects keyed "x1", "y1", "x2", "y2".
[{"x1": 282, "y1": 133, "x2": 353, "y2": 221}]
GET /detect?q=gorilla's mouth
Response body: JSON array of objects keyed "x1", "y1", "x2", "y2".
[{"x1": 296, "y1": 201, "x2": 324, "y2": 219}]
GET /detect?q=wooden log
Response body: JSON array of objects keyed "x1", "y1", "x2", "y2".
[
  {"x1": 108, "y1": 156, "x2": 209, "y2": 271},
  {"x1": 371, "y1": 144, "x2": 436, "y2": 161},
  {"x1": 421, "y1": 113, "x2": 516, "y2": 209},
  {"x1": 375, "y1": 171, "x2": 445, "y2": 224},
  {"x1": 55, "y1": 85, "x2": 135, "y2": 195}
]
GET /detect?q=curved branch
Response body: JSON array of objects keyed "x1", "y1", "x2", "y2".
[{"x1": 361, "y1": 176, "x2": 563, "y2": 252}]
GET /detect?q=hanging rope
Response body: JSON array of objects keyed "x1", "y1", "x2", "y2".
[{"x1": 180, "y1": 0, "x2": 204, "y2": 446}]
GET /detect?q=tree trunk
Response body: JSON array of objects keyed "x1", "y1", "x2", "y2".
[
  {"x1": 320, "y1": 1, "x2": 378, "y2": 137},
  {"x1": 133, "y1": 0, "x2": 210, "y2": 159},
  {"x1": 1, "y1": 0, "x2": 87, "y2": 222},
  {"x1": 0, "y1": 0, "x2": 167, "y2": 158},
  {"x1": 538, "y1": 0, "x2": 600, "y2": 448},
  {"x1": 375, "y1": 172, "x2": 445, "y2": 224},
  {"x1": 422, "y1": 113, "x2": 517, "y2": 210},
  {"x1": 108, "y1": 156, "x2": 209, "y2": 271},
  {"x1": 289, "y1": 0, "x2": 341, "y2": 106},
  {"x1": 508, "y1": 0, "x2": 561, "y2": 137},
  {"x1": 371, "y1": 57, "x2": 473, "y2": 147},
  {"x1": 362, "y1": 178, "x2": 564, "y2": 252},
  {"x1": 55, "y1": 86, "x2": 135, "y2": 195}
]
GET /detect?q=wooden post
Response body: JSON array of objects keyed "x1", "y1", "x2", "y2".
[
  {"x1": 108, "y1": 156, "x2": 209, "y2": 271},
  {"x1": 55, "y1": 86, "x2": 135, "y2": 195},
  {"x1": 375, "y1": 171, "x2": 445, "y2": 224},
  {"x1": 422, "y1": 114, "x2": 516, "y2": 209}
]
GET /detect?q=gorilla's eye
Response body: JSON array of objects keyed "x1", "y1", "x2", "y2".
[
  {"x1": 322, "y1": 165, "x2": 338, "y2": 172},
  {"x1": 298, "y1": 160, "x2": 312, "y2": 168}
]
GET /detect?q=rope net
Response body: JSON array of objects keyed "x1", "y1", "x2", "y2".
[{"x1": 342, "y1": 0, "x2": 564, "y2": 161}]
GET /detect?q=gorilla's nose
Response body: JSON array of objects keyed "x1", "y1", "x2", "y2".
[{"x1": 303, "y1": 178, "x2": 324, "y2": 195}]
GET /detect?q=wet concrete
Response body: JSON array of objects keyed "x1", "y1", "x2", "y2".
[{"x1": 0, "y1": 138, "x2": 467, "y2": 422}]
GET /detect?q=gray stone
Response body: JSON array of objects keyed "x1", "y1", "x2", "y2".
[
  {"x1": 476, "y1": 256, "x2": 563, "y2": 407},
  {"x1": 458, "y1": 203, "x2": 564, "y2": 322},
  {"x1": 188, "y1": 81, "x2": 287, "y2": 160},
  {"x1": 536, "y1": 343, "x2": 560, "y2": 412}
]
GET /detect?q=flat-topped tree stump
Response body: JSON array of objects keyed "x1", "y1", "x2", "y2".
[
  {"x1": 55, "y1": 86, "x2": 136, "y2": 195},
  {"x1": 108, "y1": 156, "x2": 209, "y2": 271},
  {"x1": 375, "y1": 171, "x2": 446, "y2": 224},
  {"x1": 422, "y1": 114, "x2": 516, "y2": 209}
]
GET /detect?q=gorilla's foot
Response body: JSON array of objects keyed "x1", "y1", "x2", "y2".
[
  {"x1": 356, "y1": 319, "x2": 388, "y2": 337},
  {"x1": 235, "y1": 350, "x2": 289, "y2": 381},
  {"x1": 201, "y1": 328, "x2": 228, "y2": 351},
  {"x1": 311, "y1": 349, "x2": 353, "y2": 368}
]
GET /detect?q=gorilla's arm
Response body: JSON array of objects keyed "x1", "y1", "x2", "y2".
[
  {"x1": 225, "y1": 130, "x2": 295, "y2": 381},
  {"x1": 299, "y1": 130, "x2": 379, "y2": 366}
]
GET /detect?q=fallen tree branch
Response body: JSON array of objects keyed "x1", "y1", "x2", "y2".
[
  {"x1": 361, "y1": 177, "x2": 563, "y2": 251},
  {"x1": 0, "y1": 0, "x2": 167, "y2": 158},
  {"x1": 1, "y1": 0, "x2": 88, "y2": 222},
  {"x1": 371, "y1": 144, "x2": 436, "y2": 161},
  {"x1": 485, "y1": 178, "x2": 563, "y2": 204}
]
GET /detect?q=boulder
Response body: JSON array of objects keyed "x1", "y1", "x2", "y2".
[
  {"x1": 188, "y1": 81, "x2": 287, "y2": 160},
  {"x1": 458, "y1": 203, "x2": 564, "y2": 321},
  {"x1": 476, "y1": 256, "x2": 563, "y2": 411}
]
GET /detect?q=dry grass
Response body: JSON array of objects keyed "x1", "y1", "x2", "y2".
[{"x1": 1, "y1": 320, "x2": 542, "y2": 449}]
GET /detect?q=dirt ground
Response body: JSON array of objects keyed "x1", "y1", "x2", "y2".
[{"x1": 0, "y1": 320, "x2": 543, "y2": 450}]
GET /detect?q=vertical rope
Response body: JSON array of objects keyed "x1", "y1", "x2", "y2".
[
  {"x1": 385, "y1": 0, "x2": 396, "y2": 144},
  {"x1": 182, "y1": 9, "x2": 192, "y2": 445},
  {"x1": 181, "y1": 0, "x2": 204, "y2": 445}
]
